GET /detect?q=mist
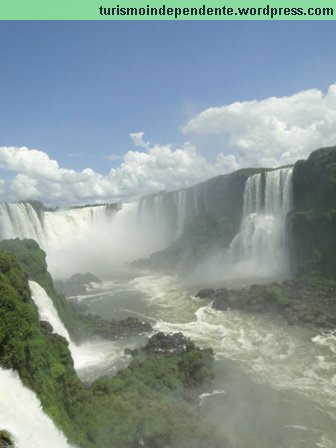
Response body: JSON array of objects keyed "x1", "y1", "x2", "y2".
[{"x1": 46, "y1": 202, "x2": 167, "y2": 278}]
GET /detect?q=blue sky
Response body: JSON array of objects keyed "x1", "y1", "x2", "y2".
[{"x1": 1, "y1": 21, "x2": 336, "y2": 204}]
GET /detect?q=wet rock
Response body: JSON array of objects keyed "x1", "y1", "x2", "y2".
[
  {"x1": 196, "y1": 288, "x2": 215, "y2": 299},
  {"x1": 39, "y1": 320, "x2": 53, "y2": 332},
  {"x1": 89, "y1": 316, "x2": 152, "y2": 339},
  {"x1": 207, "y1": 276, "x2": 336, "y2": 330},
  {"x1": 211, "y1": 288, "x2": 230, "y2": 310},
  {"x1": 55, "y1": 272, "x2": 101, "y2": 296},
  {"x1": 143, "y1": 332, "x2": 195, "y2": 355},
  {"x1": 124, "y1": 348, "x2": 139, "y2": 357}
]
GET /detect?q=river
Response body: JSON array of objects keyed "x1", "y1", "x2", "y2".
[{"x1": 70, "y1": 273, "x2": 336, "y2": 448}]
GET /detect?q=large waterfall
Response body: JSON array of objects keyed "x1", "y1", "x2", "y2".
[
  {"x1": 229, "y1": 167, "x2": 293, "y2": 279},
  {"x1": 0, "y1": 168, "x2": 292, "y2": 280},
  {"x1": 138, "y1": 187, "x2": 202, "y2": 247},
  {"x1": 0, "y1": 202, "x2": 118, "y2": 250},
  {"x1": 0, "y1": 368, "x2": 73, "y2": 448}
]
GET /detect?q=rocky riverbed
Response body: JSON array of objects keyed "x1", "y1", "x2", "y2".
[{"x1": 197, "y1": 277, "x2": 336, "y2": 329}]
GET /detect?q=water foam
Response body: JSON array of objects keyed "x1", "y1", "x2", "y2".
[
  {"x1": 0, "y1": 368, "x2": 74, "y2": 448},
  {"x1": 28, "y1": 281, "x2": 125, "y2": 381},
  {"x1": 228, "y1": 167, "x2": 293, "y2": 279}
]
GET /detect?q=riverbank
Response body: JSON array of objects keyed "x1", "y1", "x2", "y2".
[{"x1": 198, "y1": 276, "x2": 336, "y2": 329}]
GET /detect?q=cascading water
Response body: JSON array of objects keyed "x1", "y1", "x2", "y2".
[
  {"x1": 0, "y1": 368, "x2": 73, "y2": 448},
  {"x1": 0, "y1": 202, "x2": 46, "y2": 245},
  {"x1": 138, "y1": 187, "x2": 202, "y2": 243},
  {"x1": 43, "y1": 205, "x2": 116, "y2": 248},
  {"x1": 0, "y1": 202, "x2": 117, "y2": 250},
  {"x1": 174, "y1": 190, "x2": 187, "y2": 238},
  {"x1": 28, "y1": 281, "x2": 125, "y2": 380},
  {"x1": 228, "y1": 167, "x2": 293, "y2": 279}
]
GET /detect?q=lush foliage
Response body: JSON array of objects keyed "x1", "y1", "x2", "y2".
[
  {"x1": 0, "y1": 239, "x2": 151, "y2": 341},
  {"x1": 290, "y1": 146, "x2": 336, "y2": 279},
  {"x1": 0, "y1": 251, "x2": 226, "y2": 448}
]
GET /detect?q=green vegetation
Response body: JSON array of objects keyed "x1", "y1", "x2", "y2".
[
  {"x1": 0, "y1": 239, "x2": 151, "y2": 341},
  {"x1": 0, "y1": 251, "x2": 86, "y2": 443},
  {"x1": 0, "y1": 250, "x2": 225, "y2": 448},
  {"x1": 0, "y1": 430, "x2": 15, "y2": 447},
  {"x1": 290, "y1": 146, "x2": 336, "y2": 279}
]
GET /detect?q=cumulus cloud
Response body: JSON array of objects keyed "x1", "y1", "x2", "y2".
[
  {"x1": 183, "y1": 83, "x2": 336, "y2": 168},
  {"x1": 129, "y1": 131, "x2": 150, "y2": 148},
  {"x1": 0, "y1": 140, "x2": 222, "y2": 205},
  {"x1": 1, "y1": 83, "x2": 336, "y2": 205}
]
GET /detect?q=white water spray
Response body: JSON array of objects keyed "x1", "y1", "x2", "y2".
[
  {"x1": 28, "y1": 281, "x2": 124, "y2": 379},
  {"x1": 0, "y1": 203, "x2": 116, "y2": 251},
  {"x1": 0, "y1": 368, "x2": 74, "y2": 448},
  {"x1": 0, "y1": 203, "x2": 46, "y2": 244},
  {"x1": 228, "y1": 167, "x2": 293, "y2": 279}
]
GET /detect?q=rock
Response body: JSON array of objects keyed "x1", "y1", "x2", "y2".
[
  {"x1": 212, "y1": 297, "x2": 230, "y2": 311},
  {"x1": 0, "y1": 430, "x2": 15, "y2": 448},
  {"x1": 124, "y1": 348, "x2": 139, "y2": 357},
  {"x1": 212, "y1": 288, "x2": 230, "y2": 311},
  {"x1": 246, "y1": 304, "x2": 265, "y2": 313},
  {"x1": 196, "y1": 288, "x2": 215, "y2": 299},
  {"x1": 55, "y1": 272, "x2": 101, "y2": 296},
  {"x1": 39, "y1": 320, "x2": 53, "y2": 332},
  {"x1": 89, "y1": 316, "x2": 152, "y2": 339},
  {"x1": 208, "y1": 276, "x2": 336, "y2": 330},
  {"x1": 215, "y1": 288, "x2": 229, "y2": 300},
  {"x1": 143, "y1": 332, "x2": 195, "y2": 355},
  {"x1": 284, "y1": 309, "x2": 300, "y2": 326}
]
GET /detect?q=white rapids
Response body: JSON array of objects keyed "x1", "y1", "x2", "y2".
[{"x1": 0, "y1": 368, "x2": 74, "y2": 448}]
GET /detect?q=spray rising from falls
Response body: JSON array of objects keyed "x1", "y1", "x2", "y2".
[
  {"x1": 137, "y1": 187, "x2": 202, "y2": 247},
  {"x1": 228, "y1": 167, "x2": 293, "y2": 279},
  {"x1": 0, "y1": 202, "x2": 154, "y2": 276},
  {"x1": 0, "y1": 368, "x2": 73, "y2": 448}
]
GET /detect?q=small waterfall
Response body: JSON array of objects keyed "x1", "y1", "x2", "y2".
[
  {"x1": 29, "y1": 281, "x2": 71, "y2": 342},
  {"x1": 229, "y1": 167, "x2": 293, "y2": 279},
  {"x1": 28, "y1": 281, "x2": 122, "y2": 378},
  {"x1": 174, "y1": 190, "x2": 187, "y2": 238},
  {"x1": 0, "y1": 368, "x2": 73, "y2": 448}
]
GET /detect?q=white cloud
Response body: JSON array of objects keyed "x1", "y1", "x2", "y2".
[
  {"x1": 183, "y1": 83, "x2": 336, "y2": 167},
  {"x1": 129, "y1": 131, "x2": 150, "y2": 148},
  {"x1": 0, "y1": 139, "x2": 222, "y2": 205},
  {"x1": 1, "y1": 84, "x2": 336, "y2": 206}
]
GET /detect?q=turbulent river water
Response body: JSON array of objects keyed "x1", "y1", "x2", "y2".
[{"x1": 72, "y1": 273, "x2": 336, "y2": 448}]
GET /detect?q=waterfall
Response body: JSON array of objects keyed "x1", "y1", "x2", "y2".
[
  {"x1": 43, "y1": 205, "x2": 114, "y2": 248},
  {"x1": 0, "y1": 368, "x2": 73, "y2": 448},
  {"x1": 28, "y1": 281, "x2": 122, "y2": 377},
  {"x1": 229, "y1": 167, "x2": 293, "y2": 279},
  {"x1": 0, "y1": 203, "x2": 45, "y2": 245},
  {"x1": 0, "y1": 202, "x2": 117, "y2": 250},
  {"x1": 138, "y1": 188, "x2": 201, "y2": 243},
  {"x1": 29, "y1": 281, "x2": 71, "y2": 342},
  {"x1": 174, "y1": 190, "x2": 187, "y2": 238}
]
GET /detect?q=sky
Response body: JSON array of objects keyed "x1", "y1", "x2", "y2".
[{"x1": 0, "y1": 21, "x2": 336, "y2": 205}]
